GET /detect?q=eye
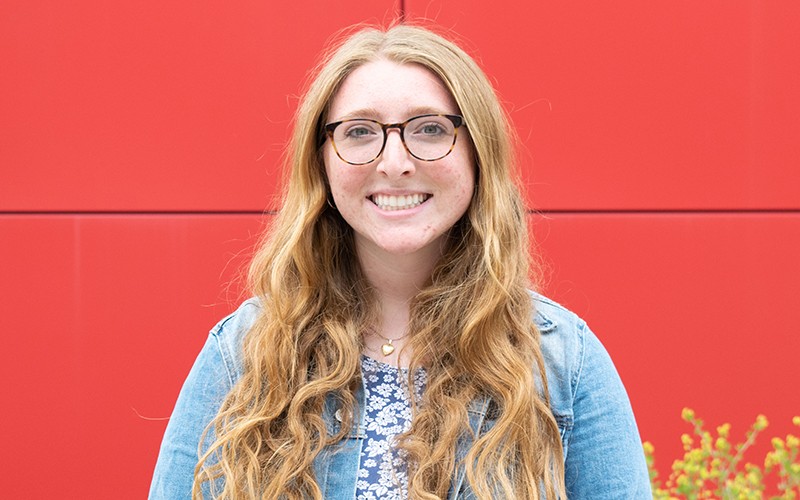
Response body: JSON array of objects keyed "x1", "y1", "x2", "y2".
[
  {"x1": 419, "y1": 123, "x2": 446, "y2": 135},
  {"x1": 408, "y1": 117, "x2": 451, "y2": 137},
  {"x1": 341, "y1": 122, "x2": 380, "y2": 140}
]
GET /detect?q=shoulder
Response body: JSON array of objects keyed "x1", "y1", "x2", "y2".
[
  {"x1": 530, "y1": 291, "x2": 588, "y2": 378},
  {"x1": 531, "y1": 293, "x2": 652, "y2": 497},
  {"x1": 531, "y1": 292, "x2": 587, "y2": 343},
  {"x1": 209, "y1": 297, "x2": 262, "y2": 384},
  {"x1": 529, "y1": 292, "x2": 603, "y2": 418},
  {"x1": 148, "y1": 298, "x2": 263, "y2": 499}
]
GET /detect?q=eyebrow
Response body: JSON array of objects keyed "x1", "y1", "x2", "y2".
[{"x1": 332, "y1": 106, "x2": 457, "y2": 122}]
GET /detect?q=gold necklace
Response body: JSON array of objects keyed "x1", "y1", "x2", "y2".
[{"x1": 370, "y1": 330, "x2": 410, "y2": 356}]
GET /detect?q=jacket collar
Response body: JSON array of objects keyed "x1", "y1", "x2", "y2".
[{"x1": 534, "y1": 307, "x2": 557, "y2": 334}]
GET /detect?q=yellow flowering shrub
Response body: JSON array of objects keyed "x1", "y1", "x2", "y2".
[{"x1": 645, "y1": 410, "x2": 800, "y2": 499}]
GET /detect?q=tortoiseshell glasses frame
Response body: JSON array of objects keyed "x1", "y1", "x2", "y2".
[{"x1": 324, "y1": 113, "x2": 465, "y2": 165}]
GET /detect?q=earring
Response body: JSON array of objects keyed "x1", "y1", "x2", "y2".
[{"x1": 326, "y1": 196, "x2": 337, "y2": 210}]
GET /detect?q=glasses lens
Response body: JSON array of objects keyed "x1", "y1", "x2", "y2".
[
  {"x1": 331, "y1": 120, "x2": 384, "y2": 165},
  {"x1": 404, "y1": 115, "x2": 457, "y2": 161}
]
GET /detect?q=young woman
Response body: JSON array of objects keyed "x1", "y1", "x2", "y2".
[{"x1": 150, "y1": 24, "x2": 651, "y2": 499}]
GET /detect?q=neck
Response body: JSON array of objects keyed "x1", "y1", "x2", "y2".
[
  {"x1": 356, "y1": 238, "x2": 441, "y2": 305},
  {"x1": 356, "y1": 238, "x2": 443, "y2": 366}
]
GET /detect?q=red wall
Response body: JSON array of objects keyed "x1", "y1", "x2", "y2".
[{"x1": 2, "y1": 1, "x2": 798, "y2": 497}]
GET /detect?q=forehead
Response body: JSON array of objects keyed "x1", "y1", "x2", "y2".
[{"x1": 327, "y1": 59, "x2": 459, "y2": 121}]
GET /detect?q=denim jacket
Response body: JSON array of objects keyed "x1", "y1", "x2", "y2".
[{"x1": 149, "y1": 294, "x2": 652, "y2": 499}]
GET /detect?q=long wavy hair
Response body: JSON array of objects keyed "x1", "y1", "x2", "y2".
[{"x1": 194, "y1": 23, "x2": 565, "y2": 499}]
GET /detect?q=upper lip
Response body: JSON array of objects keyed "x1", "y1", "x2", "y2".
[{"x1": 367, "y1": 189, "x2": 431, "y2": 197}]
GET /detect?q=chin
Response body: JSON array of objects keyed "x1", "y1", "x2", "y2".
[{"x1": 378, "y1": 238, "x2": 445, "y2": 257}]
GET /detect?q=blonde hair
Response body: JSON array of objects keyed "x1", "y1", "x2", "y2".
[{"x1": 195, "y1": 23, "x2": 565, "y2": 499}]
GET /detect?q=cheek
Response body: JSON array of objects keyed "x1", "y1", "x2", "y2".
[
  {"x1": 452, "y1": 163, "x2": 477, "y2": 217},
  {"x1": 323, "y1": 149, "x2": 347, "y2": 195},
  {"x1": 324, "y1": 157, "x2": 366, "y2": 204},
  {"x1": 440, "y1": 156, "x2": 476, "y2": 199},
  {"x1": 322, "y1": 146, "x2": 336, "y2": 187}
]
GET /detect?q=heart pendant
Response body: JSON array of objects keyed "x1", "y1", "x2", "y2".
[{"x1": 381, "y1": 343, "x2": 395, "y2": 356}]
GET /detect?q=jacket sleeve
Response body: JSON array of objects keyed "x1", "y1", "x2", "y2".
[
  {"x1": 564, "y1": 323, "x2": 652, "y2": 499},
  {"x1": 148, "y1": 332, "x2": 234, "y2": 500}
]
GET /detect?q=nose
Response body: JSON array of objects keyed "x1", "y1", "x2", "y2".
[{"x1": 376, "y1": 129, "x2": 415, "y2": 177}]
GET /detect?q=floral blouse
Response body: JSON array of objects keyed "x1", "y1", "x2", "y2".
[{"x1": 355, "y1": 355, "x2": 427, "y2": 500}]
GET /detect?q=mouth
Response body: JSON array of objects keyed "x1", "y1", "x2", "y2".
[{"x1": 370, "y1": 193, "x2": 431, "y2": 211}]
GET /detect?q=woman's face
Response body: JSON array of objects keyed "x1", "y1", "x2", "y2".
[{"x1": 323, "y1": 59, "x2": 476, "y2": 261}]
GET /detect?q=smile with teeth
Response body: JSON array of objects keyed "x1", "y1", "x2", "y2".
[{"x1": 371, "y1": 193, "x2": 430, "y2": 211}]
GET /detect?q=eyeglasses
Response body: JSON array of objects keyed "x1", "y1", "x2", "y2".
[{"x1": 324, "y1": 114, "x2": 465, "y2": 165}]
